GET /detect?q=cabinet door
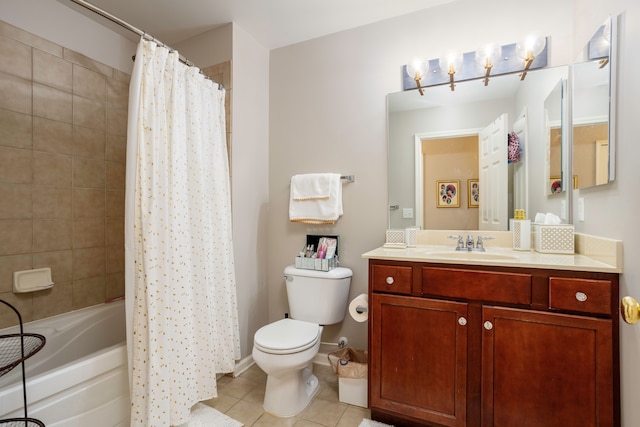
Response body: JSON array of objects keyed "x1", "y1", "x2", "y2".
[
  {"x1": 482, "y1": 306, "x2": 614, "y2": 427},
  {"x1": 370, "y1": 294, "x2": 468, "y2": 427}
]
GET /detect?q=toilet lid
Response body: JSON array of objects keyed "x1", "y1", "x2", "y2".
[{"x1": 254, "y1": 318, "x2": 320, "y2": 354}]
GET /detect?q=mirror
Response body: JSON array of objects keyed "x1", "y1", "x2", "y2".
[
  {"x1": 544, "y1": 79, "x2": 566, "y2": 195},
  {"x1": 572, "y1": 16, "x2": 616, "y2": 189},
  {"x1": 388, "y1": 66, "x2": 570, "y2": 230}
]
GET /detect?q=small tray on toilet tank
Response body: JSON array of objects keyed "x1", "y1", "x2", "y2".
[
  {"x1": 295, "y1": 256, "x2": 338, "y2": 271},
  {"x1": 295, "y1": 234, "x2": 339, "y2": 271}
]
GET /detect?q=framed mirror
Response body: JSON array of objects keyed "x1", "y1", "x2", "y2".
[
  {"x1": 572, "y1": 16, "x2": 616, "y2": 189},
  {"x1": 387, "y1": 66, "x2": 570, "y2": 230}
]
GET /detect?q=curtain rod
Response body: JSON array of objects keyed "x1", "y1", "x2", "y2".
[{"x1": 68, "y1": 0, "x2": 223, "y2": 89}]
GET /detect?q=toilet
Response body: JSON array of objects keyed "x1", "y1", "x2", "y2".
[{"x1": 252, "y1": 265, "x2": 353, "y2": 417}]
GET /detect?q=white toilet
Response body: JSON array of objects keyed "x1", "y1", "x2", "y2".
[{"x1": 252, "y1": 265, "x2": 353, "y2": 417}]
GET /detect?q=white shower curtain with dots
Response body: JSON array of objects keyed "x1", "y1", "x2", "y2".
[{"x1": 124, "y1": 38, "x2": 240, "y2": 426}]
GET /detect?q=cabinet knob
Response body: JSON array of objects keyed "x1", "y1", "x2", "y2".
[
  {"x1": 385, "y1": 276, "x2": 394, "y2": 285},
  {"x1": 458, "y1": 317, "x2": 467, "y2": 326},
  {"x1": 621, "y1": 296, "x2": 640, "y2": 325},
  {"x1": 483, "y1": 321, "x2": 493, "y2": 330},
  {"x1": 575, "y1": 292, "x2": 588, "y2": 302}
]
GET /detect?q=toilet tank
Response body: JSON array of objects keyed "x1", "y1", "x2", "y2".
[{"x1": 284, "y1": 265, "x2": 352, "y2": 325}]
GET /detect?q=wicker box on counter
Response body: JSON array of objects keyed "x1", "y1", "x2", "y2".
[{"x1": 532, "y1": 223, "x2": 575, "y2": 254}]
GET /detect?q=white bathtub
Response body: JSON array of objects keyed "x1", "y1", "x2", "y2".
[{"x1": 0, "y1": 300, "x2": 130, "y2": 426}]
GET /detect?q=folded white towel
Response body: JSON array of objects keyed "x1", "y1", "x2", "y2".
[
  {"x1": 291, "y1": 173, "x2": 335, "y2": 200},
  {"x1": 289, "y1": 173, "x2": 343, "y2": 224}
]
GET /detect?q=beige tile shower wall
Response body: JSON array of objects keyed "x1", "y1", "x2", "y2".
[
  {"x1": 0, "y1": 20, "x2": 129, "y2": 328},
  {"x1": 201, "y1": 60, "x2": 232, "y2": 168}
]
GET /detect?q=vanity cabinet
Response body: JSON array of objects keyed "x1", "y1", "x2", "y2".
[{"x1": 368, "y1": 259, "x2": 620, "y2": 427}]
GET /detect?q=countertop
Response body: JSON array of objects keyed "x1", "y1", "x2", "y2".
[{"x1": 362, "y1": 231, "x2": 623, "y2": 273}]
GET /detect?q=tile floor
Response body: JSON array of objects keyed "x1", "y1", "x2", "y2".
[{"x1": 202, "y1": 363, "x2": 372, "y2": 427}]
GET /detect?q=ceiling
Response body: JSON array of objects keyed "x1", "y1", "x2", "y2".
[{"x1": 61, "y1": 0, "x2": 456, "y2": 50}]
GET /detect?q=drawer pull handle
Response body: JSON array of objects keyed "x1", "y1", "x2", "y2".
[
  {"x1": 385, "y1": 277, "x2": 394, "y2": 285},
  {"x1": 575, "y1": 292, "x2": 588, "y2": 302},
  {"x1": 458, "y1": 317, "x2": 467, "y2": 326},
  {"x1": 484, "y1": 321, "x2": 493, "y2": 330}
]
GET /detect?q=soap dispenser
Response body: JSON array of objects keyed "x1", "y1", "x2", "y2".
[{"x1": 512, "y1": 209, "x2": 531, "y2": 251}]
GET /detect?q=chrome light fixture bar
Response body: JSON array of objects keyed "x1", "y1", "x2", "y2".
[{"x1": 402, "y1": 37, "x2": 548, "y2": 92}]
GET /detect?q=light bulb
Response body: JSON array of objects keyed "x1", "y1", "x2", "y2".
[
  {"x1": 516, "y1": 35, "x2": 546, "y2": 60},
  {"x1": 406, "y1": 58, "x2": 428, "y2": 80},
  {"x1": 443, "y1": 52, "x2": 463, "y2": 74},
  {"x1": 475, "y1": 43, "x2": 502, "y2": 69}
]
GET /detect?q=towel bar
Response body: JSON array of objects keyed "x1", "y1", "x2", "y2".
[{"x1": 340, "y1": 175, "x2": 355, "y2": 183}]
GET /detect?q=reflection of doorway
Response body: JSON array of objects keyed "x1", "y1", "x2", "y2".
[
  {"x1": 479, "y1": 113, "x2": 509, "y2": 231},
  {"x1": 421, "y1": 135, "x2": 479, "y2": 230},
  {"x1": 595, "y1": 140, "x2": 609, "y2": 185}
]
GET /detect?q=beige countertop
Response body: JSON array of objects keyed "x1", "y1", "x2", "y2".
[{"x1": 362, "y1": 230, "x2": 623, "y2": 273}]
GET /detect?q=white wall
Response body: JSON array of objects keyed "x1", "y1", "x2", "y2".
[
  {"x1": 269, "y1": 0, "x2": 573, "y2": 355},
  {"x1": 571, "y1": 1, "x2": 640, "y2": 426},
  {"x1": 173, "y1": 23, "x2": 232, "y2": 68},
  {"x1": 230, "y1": 24, "x2": 270, "y2": 357}
]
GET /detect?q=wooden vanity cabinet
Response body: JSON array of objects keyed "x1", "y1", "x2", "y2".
[{"x1": 368, "y1": 259, "x2": 620, "y2": 427}]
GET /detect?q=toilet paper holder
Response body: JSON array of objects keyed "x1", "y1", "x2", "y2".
[{"x1": 355, "y1": 305, "x2": 368, "y2": 314}]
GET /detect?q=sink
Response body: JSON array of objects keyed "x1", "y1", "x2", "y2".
[{"x1": 422, "y1": 251, "x2": 518, "y2": 261}]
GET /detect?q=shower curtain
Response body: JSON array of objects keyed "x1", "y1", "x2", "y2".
[{"x1": 124, "y1": 38, "x2": 240, "y2": 426}]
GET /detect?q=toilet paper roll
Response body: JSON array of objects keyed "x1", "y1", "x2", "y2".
[{"x1": 349, "y1": 293, "x2": 369, "y2": 323}]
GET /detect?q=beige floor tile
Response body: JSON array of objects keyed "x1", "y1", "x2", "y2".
[
  {"x1": 336, "y1": 406, "x2": 370, "y2": 427},
  {"x1": 293, "y1": 421, "x2": 326, "y2": 427},
  {"x1": 201, "y1": 393, "x2": 239, "y2": 413},
  {"x1": 253, "y1": 412, "x2": 299, "y2": 427},
  {"x1": 242, "y1": 384, "x2": 266, "y2": 404},
  {"x1": 299, "y1": 398, "x2": 348, "y2": 427},
  {"x1": 225, "y1": 400, "x2": 265, "y2": 426},
  {"x1": 218, "y1": 375, "x2": 260, "y2": 399}
]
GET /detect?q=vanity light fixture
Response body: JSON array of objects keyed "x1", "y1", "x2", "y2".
[
  {"x1": 401, "y1": 37, "x2": 548, "y2": 93},
  {"x1": 475, "y1": 43, "x2": 502, "y2": 86},
  {"x1": 406, "y1": 58, "x2": 428, "y2": 95},
  {"x1": 515, "y1": 35, "x2": 546, "y2": 80}
]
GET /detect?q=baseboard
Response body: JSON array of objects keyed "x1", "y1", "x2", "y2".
[
  {"x1": 314, "y1": 351, "x2": 330, "y2": 367},
  {"x1": 232, "y1": 355, "x2": 255, "y2": 377}
]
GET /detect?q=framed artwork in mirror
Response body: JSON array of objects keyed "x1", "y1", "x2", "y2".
[
  {"x1": 467, "y1": 179, "x2": 479, "y2": 208},
  {"x1": 436, "y1": 180, "x2": 459, "y2": 208},
  {"x1": 549, "y1": 176, "x2": 562, "y2": 194}
]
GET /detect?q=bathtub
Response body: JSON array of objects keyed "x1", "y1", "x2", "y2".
[{"x1": 0, "y1": 300, "x2": 130, "y2": 426}]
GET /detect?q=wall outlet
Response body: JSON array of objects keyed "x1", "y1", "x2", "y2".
[{"x1": 402, "y1": 208, "x2": 414, "y2": 219}]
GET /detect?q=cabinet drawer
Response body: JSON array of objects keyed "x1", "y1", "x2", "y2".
[
  {"x1": 549, "y1": 277, "x2": 612, "y2": 315},
  {"x1": 422, "y1": 267, "x2": 532, "y2": 305},
  {"x1": 372, "y1": 264, "x2": 413, "y2": 294}
]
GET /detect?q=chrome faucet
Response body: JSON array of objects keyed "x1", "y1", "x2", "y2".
[
  {"x1": 466, "y1": 234, "x2": 475, "y2": 250},
  {"x1": 449, "y1": 234, "x2": 494, "y2": 251}
]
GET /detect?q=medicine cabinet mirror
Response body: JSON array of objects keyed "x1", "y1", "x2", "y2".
[
  {"x1": 544, "y1": 78, "x2": 567, "y2": 195},
  {"x1": 572, "y1": 15, "x2": 616, "y2": 189},
  {"x1": 387, "y1": 66, "x2": 570, "y2": 230}
]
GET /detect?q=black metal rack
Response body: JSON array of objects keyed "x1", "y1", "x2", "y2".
[{"x1": 0, "y1": 300, "x2": 46, "y2": 427}]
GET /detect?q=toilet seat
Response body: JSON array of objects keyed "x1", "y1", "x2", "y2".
[{"x1": 254, "y1": 318, "x2": 320, "y2": 354}]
